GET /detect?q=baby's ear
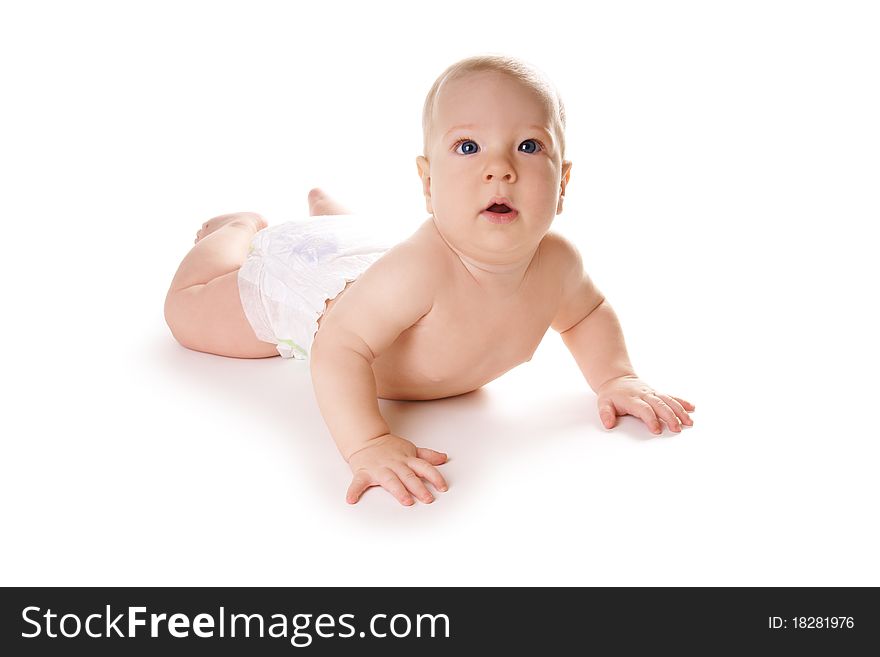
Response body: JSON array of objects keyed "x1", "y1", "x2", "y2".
[
  {"x1": 416, "y1": 156, "x2": 430, "y2": 182},
  {"x1": 557, "y1": 160, "x2": 572, "y2": 214},
  {"x1": 561, "y1": 160, "x2": 572, "y2": 188},
  {"x1": 416, "y1": 156, "x2": 433, "y2": 213}
]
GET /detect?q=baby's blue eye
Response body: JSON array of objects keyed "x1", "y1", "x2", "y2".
[
  {"x1": 455, "y1": 140, "x2": 479, "y2": 155},
  {"x1": 519, "y1": 139, "x2": 542, "y2": 154},
  {"x1": 453, "y1": 138, "x2": 543, "y2": 155}
]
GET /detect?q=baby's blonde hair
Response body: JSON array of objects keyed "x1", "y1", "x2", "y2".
[{"x1": 421, "y1": 54, "x2": 567, "y2": 161}]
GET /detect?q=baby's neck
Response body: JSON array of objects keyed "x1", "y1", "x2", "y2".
[
  {"x1": 453, "y1": 247, "x2": 538, "y2": 296},
  {"x1": 427, "y1": 216, "x2": 540, "y2": 295}
]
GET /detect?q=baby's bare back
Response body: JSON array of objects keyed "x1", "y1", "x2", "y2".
[{"x1": 319, "y1": 219, "x2": 565, "y2": 400}]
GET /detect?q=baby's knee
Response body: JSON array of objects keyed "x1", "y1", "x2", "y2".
[
  {"x1": 164, "y1": 288, "x2": 197, "y2": 349},
  {"x1": 207, "y1": 211, "x2": 265, "y2": 227},
  {"x1": 226, "y1": 212, "x2": 267, "y2": 231},
  {"x1": 229, "y1": 211, "x2": 263, "y2": 221}
]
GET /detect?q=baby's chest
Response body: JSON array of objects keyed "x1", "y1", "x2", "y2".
[{"x1": 412, "y1": 290, "x2": 557, "y2": 380}]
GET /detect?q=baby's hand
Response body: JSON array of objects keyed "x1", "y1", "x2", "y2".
[
  {"x1": 345, "y1": 434, "x2": 449, "y2": 506},
  {"x1": 597, "y1": 375, "x2": 695, "y2": 435}
]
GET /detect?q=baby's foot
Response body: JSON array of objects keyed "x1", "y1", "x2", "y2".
[
  {"x1": 195, "y1": 212, "x2": 267, "y2": 244},
  {"x1": 308, "y1": 188, "x2": 353, "y2": 216}
]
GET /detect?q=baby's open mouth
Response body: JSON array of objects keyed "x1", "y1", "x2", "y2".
[{"x1": 486, "y1": 203, "x2": 512, "y2": 213}]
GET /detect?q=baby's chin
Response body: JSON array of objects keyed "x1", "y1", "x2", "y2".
[
  {"x1": 438, "y1": 211, "x2": 552, "y2": 239},
  {"x1": 437, "y1": 222, "x2": 546, "y2": 263},
  {"x1": 434, "y1": 210, "x2": 529, "y2": 226}
]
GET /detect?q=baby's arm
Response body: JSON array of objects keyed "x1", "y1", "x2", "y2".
[
  {"x1": 310, "y1": 243, "x2": 448, "y2": 505},
  {"x1": 550, "y1": 236, "x2": 695, "y2": 434}
]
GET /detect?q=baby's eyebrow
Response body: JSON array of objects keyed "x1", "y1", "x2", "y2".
[{"x1": 443, "y1": 124, "x2": 553, "y2": 140}]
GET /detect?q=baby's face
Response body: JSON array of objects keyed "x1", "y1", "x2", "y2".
[{"x1": 417, "y1": 71, "x2": 572, "y2": 266}]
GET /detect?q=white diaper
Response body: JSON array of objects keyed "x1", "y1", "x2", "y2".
[{"x1": 237, "y1": 214, "x2": 405, "y2": 359}]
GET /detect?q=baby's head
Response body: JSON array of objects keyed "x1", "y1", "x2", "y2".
[{"x1": 417, "y1": 54, "x2": 572, "y2": 266}]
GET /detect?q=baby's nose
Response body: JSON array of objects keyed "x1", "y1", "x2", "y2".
[{"x1": 483, "y1": 166, "x2": 515, "y2": 182}]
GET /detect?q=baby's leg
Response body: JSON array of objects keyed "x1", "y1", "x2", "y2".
[
  {"x1": 307, "y1": 187, "x2": 352, "y2": 216},
  {"x1": 164, "y1": 212, "x2": 278, "y2": 358},
  {"x1": 165, "y1": 189, "x2": 353, "y2": 357}
]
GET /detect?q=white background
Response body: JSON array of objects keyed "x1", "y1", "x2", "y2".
[{"x1": 2, "y1": 0, "x2": 878, "y2": 586}]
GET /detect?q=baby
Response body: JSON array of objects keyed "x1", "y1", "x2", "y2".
[{"x1": 164, "y1": 55, "x2": 695, "y2": 506}]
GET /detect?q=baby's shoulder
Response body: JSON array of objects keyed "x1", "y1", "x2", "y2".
[
  {"x1": 537, "y1": 229, "x2": 583, "y2": 279},
  {"x1": 539, "y1": 228, "x2": 578, "y2": 258},
  {"x1": 394, "y1": 218, "x2": 456, "y2": 273},
  {"x1": 359, "y1": 220, "x2": 449, "y2": 291}
]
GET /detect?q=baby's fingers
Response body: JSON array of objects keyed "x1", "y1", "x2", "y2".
[
  {"x1": 347, "y1": 468, "x2": 414, "y2": 506},
  {"x1": 376, "y1": 467, "x2": 416, "y2": 506},
  {"x1": 416, "y1": 447, "x2": 448, "y2": 465},
  {"x1": 672, "y1": 396, "x2": 695, "y2": 411},
  {"x1": 392, "y1": 465, "x2": 435, "y2": 504},
  {"x1": 408, "y1": 458, "x2": 449, "y2": 493},
  {"x1": 658, "y1": 393, "x2": 693, "y2": 426},
  {"x1": 598, "y1": 399, "x2": 619, "y2": 429},
  {"x1": 644, "y1": 393, "x2": 682, "y2": 433},
  {"x1": 346, "y1": 471, "x2": 373, "y2": 505},
  {"x1": 627, "y1": 398, "x2": 662, "y2": 434}
]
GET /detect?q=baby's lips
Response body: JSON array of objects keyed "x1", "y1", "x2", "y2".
[{"x1": 484, "y1": 196, "x2": 516, "y2": 212}]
